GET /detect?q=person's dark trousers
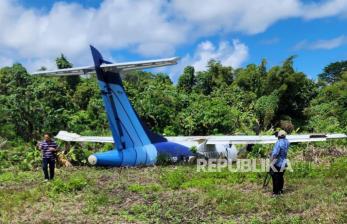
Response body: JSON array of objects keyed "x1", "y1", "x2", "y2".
[
  {"x1": 270, "y1": 165, "x2": 285, "y2": 195},
  {"x1": 42, "y1": 158, "x2": 55, "y2": 180}
]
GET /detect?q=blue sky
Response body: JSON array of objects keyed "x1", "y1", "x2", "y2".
[{"x1": 1, "y1": 0, "x2": 347, "y2": 81}]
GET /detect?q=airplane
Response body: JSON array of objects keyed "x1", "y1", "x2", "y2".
[{"x1": 32, "y1": 46, "x2": 347, "y2": 167}]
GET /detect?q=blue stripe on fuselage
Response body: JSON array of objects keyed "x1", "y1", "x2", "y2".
[{"x1": 154, "y1": 142, "x2": 193, "y2": 157}]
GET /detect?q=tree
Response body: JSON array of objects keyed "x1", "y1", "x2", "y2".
[
  {"x1": 0, "y1": 63, "x2": 77, "y2": 141},
  {"x1": 207, "y1": 60, "x2": 233, "y2": 86},
  {"x1": 174, "y1": 94, "x2": 241, "y2": 135},
  {"x1": 177, "y1": 66, "x2": 195, "y2": 93},
  {"x1": 56, "y1": 54, "x2": 80, "y2": 90},
  {"x1": 73, "y1": 77, "x2": 99, "y2": 110},
  {"x1": 1, "y1": 52, "x2": 346, "y2": 144},
  {"x1": 234, "y1": 64, "x2": 264, "y2": 97},
  {"x1": 194, "y1": 71, "x2": 213, "y2": 95},
  {"x1": 132, "y1": 81, "x2": 178, "y2": 133},
  {"x1": 123, "y1": 70, "x2": 156, "y2": 92},
  {"x1": 306, "y1": 72, "x2": 347, "y2": 132},
  {"x1": 262, "y1": 56, "x2": 317, "y2": 124},
  {"x1": 0, "y1": 64, "x2": 37, "y2": 140},
  {"x1": 56, "y1": 54, "x2": 73, "y2": 69},
  {"x1": 190, "y1": 60, "x2": 234, "y2": 95},
  {"x1": 155, "y1": 73, "x2": 172, "y2": 85},
  {"x1": 318, "y1": 60, "x2": 347, "y2": 84},
  {"x1": 259, "y1": 58, "x2": 267, "y2": 76},
  {"x1": 254, "y1": 92, "x2": 279, "y2": 129}
]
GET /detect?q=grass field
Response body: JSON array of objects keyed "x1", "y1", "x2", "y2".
[{"x1": 0, "y1": 153, "x2": 346, "y2": 223}]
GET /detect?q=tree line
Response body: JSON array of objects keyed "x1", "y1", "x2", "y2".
[{"x1": 0, "y1": 55, "x2": 346, "y2": 143}]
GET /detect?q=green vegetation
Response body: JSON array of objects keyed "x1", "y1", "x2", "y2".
[
  {"x1": 0, "y1": 151, "x2": 346, "y2": 223},
  {"x1": 0, "y1": 55, "x2": 345, "y2": 167},
  {"x1": 0, "y1": 55, "x2": 346, "y2": 223},
  {"x1": 1, "y1": 56, "x2": 346, "y2": 142}
]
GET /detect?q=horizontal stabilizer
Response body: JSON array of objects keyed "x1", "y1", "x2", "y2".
[
  {"x1": 56, "y1": 131, "x2": 114, "y2": 143},
  {"x1": 31, "y1": 57, "x2": 180, "y2": 76}
]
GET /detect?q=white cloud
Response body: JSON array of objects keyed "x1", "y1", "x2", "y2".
[
  {"x1": 168, "y1": 39, "x2": 248, "y2": 82},
  {"x1": 0, "y1": 0, "x2": 347, "y2": 72},
  {"x1": 301, "y1": 0, "x2": 347, "y2": 19},
  {"x1": 192, "y1": 40, "x2": 248, "y2": 71},
  {"x1": 294, "y1": 35, "x2": 347, "y2": 50},
  {"x1": 22, "y1": 58, "x2": 57, "y2": 73},
  {"x1": 135, "y1": 42, "x2": 176, "y2": 57},
  {"x1": 172, "y1": 0, "x2": 347, "y2": 35},
  {"x1": 172, "y1": 0, "x2": 302, "y2": 35},
  {"x1": 310, "y1": 36, "x2": 347, "y2": 50},
  {"x1": 0, "y1": 0, "x2": 187, "y2": 71}
]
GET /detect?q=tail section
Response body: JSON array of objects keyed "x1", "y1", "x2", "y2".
[
  {"x1": 32, "y1": 45, "x2": 192, "y2": 166},
  {"x1": 90, "y1": 46, "x2": 170, "y2": 166}
]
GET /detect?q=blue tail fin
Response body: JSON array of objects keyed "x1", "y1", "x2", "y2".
[
  {"x1": 90, "y1": 46, "x2": 167, "y2": 150},
  {"x1": 88, "y1": 46, "x2": 192, "y2": 166}
]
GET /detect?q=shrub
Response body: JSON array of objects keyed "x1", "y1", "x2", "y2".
[
  {"x1": 49, "y1": 175, "x2": 88, "y2": 194},
  {"x1": 325, "y1": 157, "x2": 347, "y2": 178},
  {"x1": 160, "y1": 169, "x2": 188, "y2": 189},
  {"x1": 66, "y1": 147, "x2": 93, "y2": 165}
]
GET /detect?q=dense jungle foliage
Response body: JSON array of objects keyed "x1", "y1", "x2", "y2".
[
  {"x1": 0, "y1": 55, "x2": 346, "y2": 168},
  {"x1": 1, "y1": 55, "x2": 347, "y2": 139}
]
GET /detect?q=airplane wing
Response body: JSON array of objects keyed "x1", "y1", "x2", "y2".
[
  {"x1": 56, "y1": 131, "x2": 114, "y2": 143},
  {"x1": 56, "y1": 131, "x2": 346, "y2": 147},
  {"x1": 31, "y1": 57, "x2": 180, "y2": 76},
  {"x1": 168, "y1": 134, "x2": 346, "y2": 147}
]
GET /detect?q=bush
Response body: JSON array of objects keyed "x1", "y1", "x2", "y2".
[
  {"x1": 49, "y1": 175, "x2": 88, "y2": 194},
  {"x1": 0, "y1": 142, "x2": 42, "y2": 170},
  {"x1": 66, "y1": 147, "x2": 93, "y2": 165},
  {"x1": 160, "y1": 169, "x2": 188, "y2": 189},
  {"x1": 325, "y1": 157, "x2": 347, "y2": 178}
]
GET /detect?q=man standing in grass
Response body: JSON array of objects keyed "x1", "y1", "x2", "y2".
[
  {"x1": 270, "y1": 130, "x2": 289, "y2": 195},
  {"x1": 38, "y1": 133, "x2": 58, "y2": 181}
]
